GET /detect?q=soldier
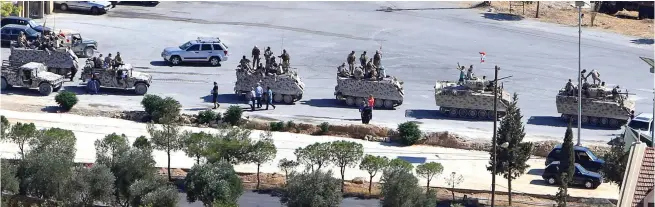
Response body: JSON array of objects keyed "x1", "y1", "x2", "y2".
[
  {"x1": 360, "y1": 51, "x2": 368, "y2": 69},
  {"x1": 264, "y1": 47, "x2": 273, "y2": 66},
  {"x1": 457, "y1": 65, "x2": 466, "y2": 85},
  {"x1": 113, "y1": 52, "x2": 124, "y2": 69},
  {"x1": 580, "y1": 69, "x2": 588, "y2": 82},
  {"x1": 239, "y1": 55, "x2": 251, "y2": 71},
  {"x1": 252, "y1": 45, "x2": 261, "y2": 69},
  {"x1": 337, "y1": 62, "x2": 348, "y2": 77},
  {"x1": 104, "y1": 53, "x2": 113, "y2": 69},
  {"x1": 373, "y1": 50, "x2": 381, "y2": 68},
  {"x1": 69, "y1": 48, "x2": 77, "y2": 81},
  {"x1": 347, "y1": 51, "x2": 356, "y2": 74},
  {"x1": 18, "y1": 31, "x2": 27, "y2": 48},
  {"x1": 257, "y1": 63, "x2": 265, "y2": 77},
  {"x1": 96, "y1": 54, "x2": 105, "y2": 69},
  {"x1": 377, "y1": 66, "x2": 386, "y2": 80},
  {"x1": 585, "y1": 69, "x2": 601, "y2": 85},
  {"x1": 582, "y1": 80, "x2": 591, "y2": 97},
  {"x1": 268, "y1": 57, "x2": 279, "y2": 74},
  {"x1": 565, "y1": 79, "x2": 574, "y2": 96},
  {"x1": 467, "y1": 65, "x2": 474, "y2": 80},
  {"x1": 353, "y1": 66, "x2": 364, "y2": 79},
  {"x1": 279, "y1": 49, "x2": 290, "y2": 71},
  {"x1": 612, "y1": 85, "x2": 620, "y2": 101},
  {"x1": 366, "y1": 59, "x2": 375, "y2": 79}
]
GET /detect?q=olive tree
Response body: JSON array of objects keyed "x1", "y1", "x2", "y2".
[
  {"x1": 205, "y1": 127, "x2": 254, "y2": 164},
  {"x1": 359, "y1": 155, "x2": 389, "y2": 195},
  {"x1": 147, "y1": 123, "x2": 183, "y2": 181},
  {"x1": 329, "y1": 140, "x2": 363, "y2": 192},
  {"x1": 280, "y1": 170, "x2": 342, "y2": 207},
  {"x1": 5, "y1": 122, "x2": 38, "y2": 159},
  {"x1": 248, "y1": 131, "x2": 277, "y2": 190},
  {"x1": 185, "y1": 161, "x2": 243, "y2": 206},
  {"x1": 129, "y1": 177, "x2": 179, "y2": 207},
  {"x1": 381, "y1": 167, "x2": 435, "y2": 207},
  {"x1": 416, "y1": 162, "x2": 444, "y2": 193},
  {"x1": 181, "y1": 131, "x2": 212, "y2": 165},
  {"x1": 294, "y1": 142, "x2": 332, "y2": 172},
  {"x1": 64, "y1": 164, "x2": 115, "y2": 206},
  {"x1": 278, "y1": 158, "x2": 299, "y2": 184}
]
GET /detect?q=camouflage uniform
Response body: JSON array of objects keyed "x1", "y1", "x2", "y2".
[
  {"x1": 337, "y1": 62, "x2": 349, "y2": 77},
  {"x1": 565, "y1": 79, "x2": 574, "y2": 96},
  {"x1": 240, "y1": 56, "x2": 251, "y2": 71},
  {"x1": 347, "y1": 51, "x2": 356, "y2": 74},
  {"x1": 366, "y1": 59, "x2": 374, "y2": 78},
  {"x1": 373, "y1": 50, "x2": 381, "y2": 68},
  {"x1": 586, "y1": 69, "x2": 601, "y2": 85},
  {"x1": 359, "y1": 51, "x2": 368, "y2": 69},
  {"x1": 264, "y1": 47, "x2": 273, "y2": 66},
  {"x1": 252, "y1": 46, "x2": 261, "y2": 69},
  {"x1": 18, "y1": 32, "x2": 27, "y2": 48},
  {"x1": 96, "y1": 54, "x2": 105, "y2": 68},
  {"x1": 114, "y1": 52, "x2": 124, "y2": 68},
  {"x1": 353, "y1": 66, "x2": 364, "y2": 79},
  {"x1": 467, "y1": 65, "x2": 473, "y2": 79},
  {"x1": 279, "y1": 50, "x2": 290, "y2": 72}
]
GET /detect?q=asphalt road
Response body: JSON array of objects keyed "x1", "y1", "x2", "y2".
[{"x1": 1, "y1": 1, "x2": 653, "y2": 144}]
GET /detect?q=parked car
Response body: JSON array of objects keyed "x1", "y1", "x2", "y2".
[
  {"x1": 1, "y1": 16, "x2": 51, "y2": 33},
  {"x1": 57, "y1": 29, "x2": 98, "y2": 57},
  {"x1": 55, "y1": 1, "x2": 112, "y2": 15},
  {"x1": 544, "y1": 144, "x2": 605, "y2": 172},
  {"x1": 161, "y1": 37, "x2": 229, "y2": 66},
  {"x1": 541, "y1": 162, "x2": 603, "y2": 189},
  {"x1": 0, "y1": 24, "x2": 40, "y2": 46}
]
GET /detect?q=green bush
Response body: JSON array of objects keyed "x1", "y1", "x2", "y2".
[
  {"x1": 397, "y1": 121, "x2": 422, "y2": 146},
  {"x1": 270, "y1": 121, "x2": 285, "y2": 131},
  {"x1": 319, "y1": 122, "x2": 330, "y2": 135},
  {"x1": 54, "y1": 91, "x2": 78, "y2": 111},
  {"x1": 198, "y1": 110, "x2": 218, "y2": 124},
  {"x1": 286, "y1": 121, "x2": 296, "y2": 130},
  {"x1": 223, "y1": 106, "x2": 243, "y2": 126},
  {"x1": 140, "y1": 94, "x2": 181, "y2": 123}
]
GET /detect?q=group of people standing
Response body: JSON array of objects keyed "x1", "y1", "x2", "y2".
[
  {"x1": 247, "y1": 83, "x2": 276, "y2": 111},
  {"x1": 338, "y1": 50, "x2": 384, "y2": 80},
  {"x1": 240, "y1": 46, "x2": 291, "y2": 76}
]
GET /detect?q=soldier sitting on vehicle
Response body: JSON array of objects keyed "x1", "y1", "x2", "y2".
[
  {"x1": 337, "y1": 62, "x2": 349, "y2": 77},
  {"x1": 353, "y1": 67, "x2": 364, "y2": 80},
  {"x1": 612, "y1": 85, "x2": 621, "y2": 101},
  {"x1": 267, "y1": 57, "x2": 279, "y2": 75},
  {"x1": 113, "y1": 52, "x2": 124, "y2": 69},
  {"x1": 18, "y1": 31, "x2": 27, "y2": 48},
  {"x1": 239, "y1": 55, "x2": 252, "y2": 71},
  {"x1": 564, "y1": 79, "x2": 574, "y2": 96},
  {"x1": 96, "y1": 54, "x2": 105, "y2": 68}
]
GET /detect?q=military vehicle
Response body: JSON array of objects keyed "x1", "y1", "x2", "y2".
[
  {"x1": 434, "y1": 77, "x2": 511, "y2": 120},
  {"x1": 234, "y1": 66, "x2": 305, "y2": 104},
  {"x1": 56, "y1": 29, "x2": 98, "y2": 57},
  {"x1": 79, "y1": 59, "x2": 152, "y2": 95},
  {"x1": 334, "y1": 74, "x2": 404, "y2": 109},
  {"x1": 8, "y1": 46, "x2": 79, "y2": 78},
  {"x1": 555, "y1": 82, "x2": 635, "y2": 128},
  {"x1": 1, "y1": 61, "x2": 65, "y2": 96}
]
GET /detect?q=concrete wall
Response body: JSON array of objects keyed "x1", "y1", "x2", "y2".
[{"x1": 16, "y1": 1, "x2": 54, "y2": 19}]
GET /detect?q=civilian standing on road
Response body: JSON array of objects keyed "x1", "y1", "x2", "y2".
[
  {"x1": 211, "y1": 82, "x2": 220, "y2": 109},
  {"x1": 250, "y1": 88, "x2": 256, "y2": 111},
  {"x1": 359, "y1": 101, "x2": 372, "y2": 124},
  {"x1": 255, "y1": 83, "x2": 263, "y2": 108},
  {"x1": 367, "y1": 95, "x2": 375, "y2": 121},
  {"x1": 266, "y1": 87, "x2": 276, "y2": 110}
]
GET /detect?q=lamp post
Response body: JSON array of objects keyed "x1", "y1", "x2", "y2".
[
  {"x1": 575, "y1": 1, "x2": 585, "y2": 146},
  {"x1": 491, "y1": 65, "x2": 500, "y2": 207}
]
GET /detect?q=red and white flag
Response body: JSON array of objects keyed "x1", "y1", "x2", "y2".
[{"x1": 479, "y1": 52, "x2": 486, "y2": 63}]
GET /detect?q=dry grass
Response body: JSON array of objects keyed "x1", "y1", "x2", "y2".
[{"x1": 467, "y1": 1, "x2": 653, "y2": 38}]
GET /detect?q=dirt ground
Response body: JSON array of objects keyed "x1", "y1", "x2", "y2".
[{"x1": 464, "y1": 1, "x2": 653, "y2": 38}]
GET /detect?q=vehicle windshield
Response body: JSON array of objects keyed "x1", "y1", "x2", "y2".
[
  {"x1": 24, "y1": 27, "x2": 38, "y2": 36},
  {"x1": 576, "y1": 165, "x2": 588, "y2": 174},
  {"x1": 179, "y1": 41, "x2": 193, "y2": 50},
  {"x1": 27, "y1": 20, "x2": 39, "y2": 28},
  {"x1": 628, "y1": 120, "x2": 652, "y2": 131},
  {"x1": 586, "y1": 151, "x2": 598, "y2": 161}
]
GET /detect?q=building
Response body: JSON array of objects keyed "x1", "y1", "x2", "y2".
[
  {"x1": 12, "y1": 1, "x2": 55, "y2": 19},
  {"x1": 616, "y1": 142, "x2": 654, "y2": 207}
]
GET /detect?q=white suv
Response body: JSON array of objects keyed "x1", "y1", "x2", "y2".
[{"x1": 161, "y1": 37, "x2": 229, "y2": 66}]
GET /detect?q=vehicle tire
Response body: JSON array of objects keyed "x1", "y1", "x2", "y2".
[
  {"x1": 468, "y1": 109, "x2": 477, "y2": 118},
  {"x1": 590, "y1": 117, "x2": 599, "y2": 125},
  {"x1": 487, "y1": 110, "x2": 495, "y2": 120},
  {"x1": 547, "y1": 177, "x2": 557, "y2": 185},
  {"x1": 84, "y1": 47, "x2": 95, "y2": 58},
  {"x1": 355, "y1": 97, "x2": 365, "y2": 107},
  {"x1": 383, "y1": 100, "x2": 394, "y2": 109},
  {"x1": 134, "y1": 83, "x2": 148, "y2": 95},
  {"x1": 60, "y1": 3, "x2": 69, "y2": 11},
  {"x1": 600, "y1": 118, "x2": 609, "y2": 126},
  {"x1": 209, "y1": 57, "x2": 220, "y2": 66},
  {"x1": 169, "y1": 56, "x2": 182, "y2": 66},
  {"x1": 374, "y1": 98, "x2": 384, "y2": 108},
  {"x1": 345, "y1": 96, "x2": 355, "y2": 106},
  {"x1": 91, "y1": 7, "x2": 100, "y2": 15},
  {"x1": 283, "y1": 95, "x2": 294, "y2": 104},
  {"x1": 584, "y1": 180, "x2": 594, "y2": 189},
  {"x1": 39, "y1": 82, "x2": 53, "y2": 96},
  {"x1": 609, "y1": 119, "x2": 620, "y2": 128},
  {"x1": 449, "y1": 108, "x2": 458, "y2": 117},
  {"x1": 274, "y1": 93, "x2": 283, "y2": 103},
  {"x1": 1, "y1": 77, "x2": 8, "y2": 90},
  {"x1": 478, "y1": 110, "x2": 487, "y2": 119},
  {"x1": 439, "y1": 107, "x2": 448, "y2": 115},
  {"x1": 581, "y1": 116, "x2": 589, "y2": 124},
  {"x1": 458, "y1": 108, "x2": 468, "y2": 118}
]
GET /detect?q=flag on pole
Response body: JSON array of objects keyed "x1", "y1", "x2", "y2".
[{"x1": 479, "y1": 52, "x2": 486, "y2": 63}]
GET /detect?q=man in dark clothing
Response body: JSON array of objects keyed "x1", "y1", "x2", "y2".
[
  {"x1": 359, "y1": 101, "x2": 372, "y2": 124},
  {"x1": 211, "y1": 82, "x2": 220, "y2": 109},
  {"x1": 252, "y1": 45, "x2": 261, "y2": 69}
]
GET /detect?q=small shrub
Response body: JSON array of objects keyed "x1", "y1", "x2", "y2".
[
  {"x1": 197, "y1": 110, "x2": 217, "y2": 124},
  {"x1": 286, "y1": 121, "x2": 296, "y2": 130},
  {"x1": 223, "y1": 106, "x2": 243, "y2": 126},
  {"x1": 319, "y1": 122, "x2": 330, "y2": 135},
  {"x1": 54, "y1": 91, "x2": 78, "y2": 111},
  {"x1": 140, "y1": 94, "x2": 181, "y2": 123},
  {"x1": 270, "y1": 121, "x2": 285, "y2": 131},
  {"x1": 397, "y1": 121, "x2": 421, "y2": 146}
]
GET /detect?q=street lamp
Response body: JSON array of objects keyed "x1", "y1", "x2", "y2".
[
  {"x1": 491, "y1": 65, "x2": 500, "y2": 207},
  {"x1": 575, "y1": 1, "x2": 584, "y2": 146}
]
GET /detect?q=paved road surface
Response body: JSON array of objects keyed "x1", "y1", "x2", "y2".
[{"x1": 1, "y1": 1, "x2": 652, "y2": 144}]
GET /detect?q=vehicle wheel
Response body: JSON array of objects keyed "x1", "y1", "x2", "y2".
[
  {"x1": 39, "y1": 82, "x2": 53, "y2": 96},
  {"x1": 468, "y1": 109, "x2": 477, "y2": 118},
  {"x1": 477, "y1": 110, "x2": 487, "y2": 119},
  {"x1": 60, "y1": 3, "x2": 69, "y2": 11},
  {"x1": 600, "y1": 118, "x2": 609, "y2": 126},
  {"x1": 84, "y1": 47, "x2": 95, "y2": 58},
  {"x1": 283, "y1": 95, "x2": 294, "y2": 104},
  {"x1": 547, "y1": 177, "x2": 557, "y2": 185},
  {"x1": 355, "y1": 97, "x2": 365, "y2": 107},
  {"x1": 91, "y1": 7, "x2": 100, "y2": 15},
  {"x1": 581, "y1": 116, "x2": 589, "y2": 124},
  {"x1": 609, "y1": 119, "x2": 620, "y2": 128},
  {"x1": 383, "y1": 100, "x2": 394, "y2": 109},
  {"x1": 590, "y1": 117, "x2": 599, "y2": 125},
  {"x1": 1, "y1": 77, "x2": 8, "y2": 90},
  {"x1": 439, "y1": 107, "x2": 448, "y2": 115},
  {"x1": 345, "y1": 97, "x2": 355, "y2": 106},
  {"x1": 458, "y1": 108, "x2": 468, "y2": 118},
  {"x1": 487, "y1": 110, "x2": 495, "y2": 120},
  {"x1": 584, "y1": 180, "x2": 594, "y2": 189},
  {"x1": 134, "y1": 83, "x2": 148, "y2": 95},
  {"x1": 449, "y1": 108, "x2": 458, "y2": 117},
  {"x1": 374, "y1": 98, "x2": 384, "y2": 108},
  {"x1": 169, "y1": 56, "x2": 182, "y2": 66},
  {"x1": 209, "y1": 57, "x2": 220, "y2": 66},
  {"x1": 561, "y1": 114, "x2": 570, "y2": 121},
  {"x1": 273, "y1": 93, "x2": 283, "y2": 103}
]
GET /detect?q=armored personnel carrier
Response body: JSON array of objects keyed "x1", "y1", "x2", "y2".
[
  {"x1": 79, "y1": 59, "x2": 152, "y2": 95},
  {"x1": 9, "y1": 46, "x2": 79, "y2": 78},
  {"x1": 434, "y1": 78, "x2": 511, "y2": 120},
  {"x1": 555, "y1": 82, "x2": 635, "y2": 128},
  {"x1": 334, "y1": 75, "x2": 404, "y2": 109},
  {"x1": 234, "y1": 67, "x2": 305, "y2": 104},
  {"x1": 1, "y1": 61, "x2": 65, "y2": 96}
]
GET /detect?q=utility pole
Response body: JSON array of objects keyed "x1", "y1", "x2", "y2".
[
  {"x1": 491, "y1": 65, "x2": 500, "y2": 207},
  {"x1": 575, "y1": 1, "x2": 584, "y2": 146}
]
